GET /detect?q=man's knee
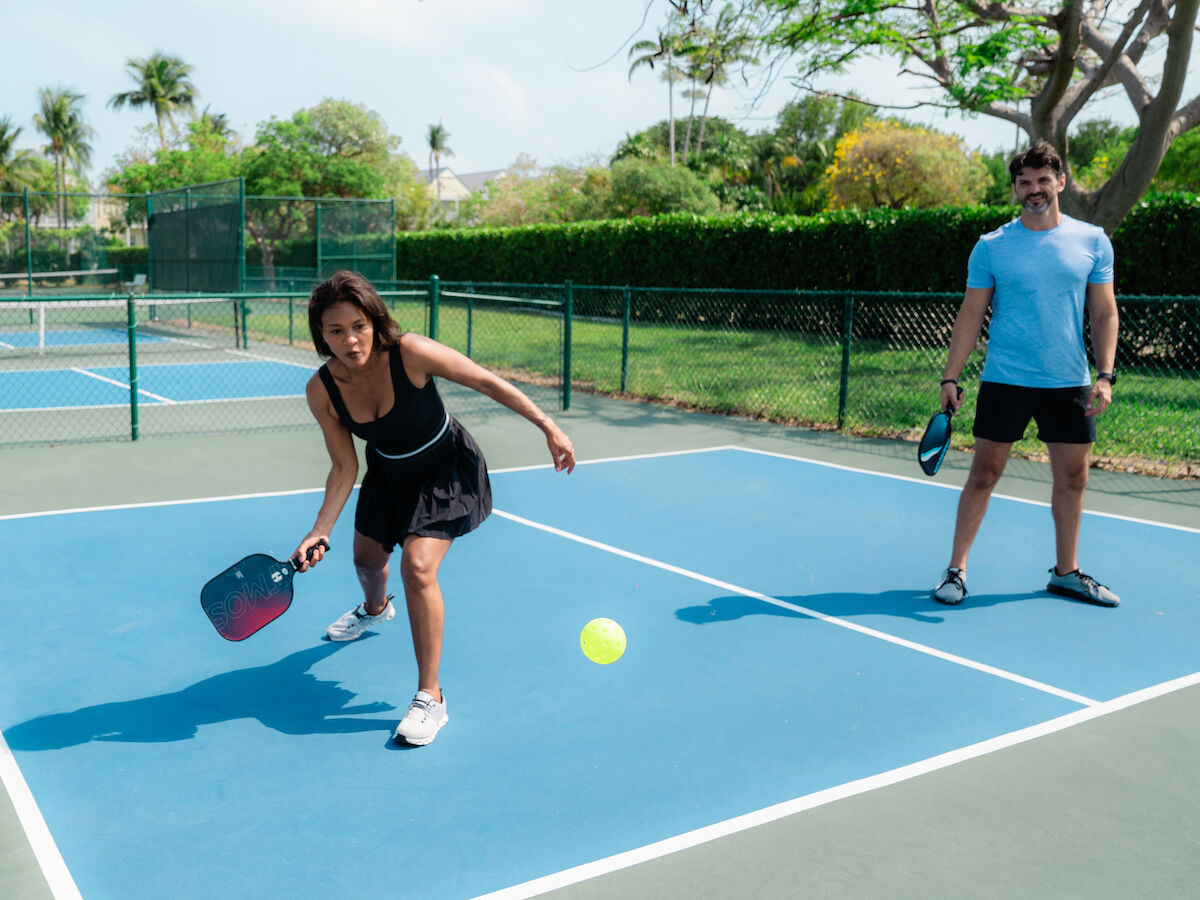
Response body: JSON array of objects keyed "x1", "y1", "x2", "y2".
[{"x1": 966, "y1": 460, "x2": 1005, "y2": 492}]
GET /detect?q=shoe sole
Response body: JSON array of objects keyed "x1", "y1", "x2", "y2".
[
  {"x1": 325, "y1": 629, "x2": 367, "y2": 641},
  {"x1": 1046, "y1": 585, "x2": 1119, "y2": 607},
  {"x1": 393, "y1": 716, "x2": 448, "y2": 746},
  {"x1": 325, "y1": 609, "x2": 396, "y2": 641},
  {"x1": 932, "y1": 588, "x2": 966, "y2": 606}
]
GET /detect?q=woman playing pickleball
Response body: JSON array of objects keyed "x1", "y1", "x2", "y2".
[{"x1": 292, "y1": 271, "x2": 575, "y2": 746}]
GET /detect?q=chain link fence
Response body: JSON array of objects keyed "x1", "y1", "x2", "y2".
[
  {"x1": 1, "y1": 191, "x2": 147, "y2": 298},
  {"x1": 1, "y1": 280, "x2": 1196, "y2": 495},
  {"x1": 567, "y1": 285, "x2": 1199, "y2": 481}
]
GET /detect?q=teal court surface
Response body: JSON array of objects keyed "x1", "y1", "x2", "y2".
[
  {"x1": 3, "y1": 421, "x2": 1200, "y2": 899},
  {"x1": 0, "y1": 360, "x2": 311, "y2": 411}
]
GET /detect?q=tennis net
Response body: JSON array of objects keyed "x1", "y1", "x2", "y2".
[
  {"x1": 0, "y1": 294, "x2": 242, "y2": 367},
  {"x1": 0, "y1": 269, "x2": 123, "y2": 298}
]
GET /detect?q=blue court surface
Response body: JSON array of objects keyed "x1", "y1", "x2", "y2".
[
  {"x1": 0, "y1": 360, "x2": 311, "y2": 411},
  {"x1": 2, "y1": 448, "x2": 1198, "y2": 899},
  {"x1": 0, "y1": 328, "x2": 165, "y2": 350}
]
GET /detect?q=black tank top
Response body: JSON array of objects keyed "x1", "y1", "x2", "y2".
[{"x1": 317, "y1": 345, "x2": 448, "y2": 457}]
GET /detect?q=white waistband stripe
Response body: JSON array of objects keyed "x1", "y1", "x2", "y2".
[{"x1": 373, "y1": 413, "x2": 451, "y2": 461}]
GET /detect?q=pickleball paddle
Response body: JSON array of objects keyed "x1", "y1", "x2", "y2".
[
  {"x1": 200, "y1": 540, "x2": 328, "y2": 641},
  {"x1": 918, "y1": 387, "x2": 963, "y2": 476}
]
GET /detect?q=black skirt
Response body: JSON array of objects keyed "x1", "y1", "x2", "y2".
[{"x1": 354, "y1": 417, "x2": 492, "y2": 552}]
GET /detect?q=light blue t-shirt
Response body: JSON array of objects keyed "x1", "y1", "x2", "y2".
[{"x1": 966, "y1": 215, "x2": 1114, "y2": 388}]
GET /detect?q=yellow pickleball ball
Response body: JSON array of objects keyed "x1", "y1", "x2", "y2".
[{"x1": 580, "y1": 617, "x2": 626, "y2": 665}]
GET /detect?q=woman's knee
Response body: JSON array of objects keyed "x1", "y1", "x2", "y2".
[{"x1": 400, "y1": 549, "x2": 440, "y2": 589}]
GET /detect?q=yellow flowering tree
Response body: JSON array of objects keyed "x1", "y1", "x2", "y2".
[{"x1": 823, "y1": 121, "x2": 992, "y2": 210}]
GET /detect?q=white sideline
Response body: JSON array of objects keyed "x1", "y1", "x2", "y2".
[{"x1": 474, "y1": 670, "x2": 1200, "y2": 900}]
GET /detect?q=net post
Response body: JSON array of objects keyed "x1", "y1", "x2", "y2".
[
  {"x1": 127, "y1": 294, "x2": 140, "y2": 441},
  {"x1": 562, "y1": 280, "x2": 573, "y2": 411},
  {"x1": 837, "y1": 293, "x2": 855, "y2": 431},
  {"x1": 240, "y1": 296, "x2": 249, "y2": 349},
  {"x1": 620, "y1": 286, "x2": 631, "y2": 393},
  {"x1": 428, "y1": 274, "x2": 440, "y2": 341}
]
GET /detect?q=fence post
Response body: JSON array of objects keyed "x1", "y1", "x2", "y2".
[
  {"x1": 562, "y1": 280, "x2": 573, "y2": 411},
  {"x1": 428, "y1": 274, "x2": 440, "y2": 341},
  {"x1": 127, "y1": 295, "x2": 140, "y2": 441},
  {"x1": 837, "y1": 293, "x2": 854, "y2": 431},
  {"x1": 620, "y1": 286, "x2": 631, "y2": 394},
  {"x1": 466, "y1": 282, "x2": 474, "y2": 358},
  {"x1": 23, "y1": 188, "x2": 33, "y2": 296}
]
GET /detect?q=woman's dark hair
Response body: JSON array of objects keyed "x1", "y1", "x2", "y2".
[
  {"x1": 1009, "y1": 139, "x2": 1064, "y2": 184},
  {"x1": 307, "y1": 270, "x2": 401, "y2": 358}
]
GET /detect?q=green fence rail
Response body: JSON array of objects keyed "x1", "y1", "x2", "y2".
[{"x1": 1, "y1": 281, "x2": 1196, "y2": 487}]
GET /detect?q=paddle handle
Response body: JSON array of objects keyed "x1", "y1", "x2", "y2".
[
  {"x1": 290, "y1": 538, "x2": 329, "y2": 572},
  {"x1": 943, "y1": 386, "x2": 964, "y2": 415}
]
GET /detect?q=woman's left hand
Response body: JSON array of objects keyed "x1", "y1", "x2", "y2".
[{"x1": 545, "y1": 424, "x2": 576, "y2": 473}]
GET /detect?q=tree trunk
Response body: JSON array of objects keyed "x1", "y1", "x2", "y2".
[
  {"x1": 696, "y1": 89, "x2": 713, "y2": 156},
  {"x1": 683, "y1": 77, "x2": 697, "y2": 163},
  {"x1": 668, "y1": 48, "x2": 676, "y2": 167},
  {"x1": 56, "y1": 152, "x2": 65, "y2": 227}
]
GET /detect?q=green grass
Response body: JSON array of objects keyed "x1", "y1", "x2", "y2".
[{"x1": 226, "y1": 299, "x2": 1200, "y2": 471}]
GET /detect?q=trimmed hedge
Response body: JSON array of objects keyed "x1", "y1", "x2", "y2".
[
  {"x1": 395, "y1": 196, "x2": 1200, "y2": 296},
  {"x1": 34, "y1": 194, "x2": 1200, "y2": 297}
]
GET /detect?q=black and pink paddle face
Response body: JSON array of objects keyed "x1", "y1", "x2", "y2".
[{"x1": 200, "y1": 540, "x2": 328, "y2": 641}]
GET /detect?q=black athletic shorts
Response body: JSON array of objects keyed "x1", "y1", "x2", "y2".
[{"x1": 973, "y1": 381, "x2": 1096, "y2": 444}]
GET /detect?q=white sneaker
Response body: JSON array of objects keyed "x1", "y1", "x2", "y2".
[
  {"x1": 325, "y1": 595, "x2": 396, "y2": 641},
  {"x1": 932, "y1": 567, "x2": 967, "y2": 605},
  {"x1": 393, "y1": 691, "x2": 448, "y2": 746}
]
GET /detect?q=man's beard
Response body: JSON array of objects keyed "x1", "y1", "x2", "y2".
[{"x1": 1023, "y1": 194, "x2": 1051, "y2": 214}]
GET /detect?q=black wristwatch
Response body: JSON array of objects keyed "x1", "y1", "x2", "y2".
[{"x1": 1097, "y1": 372, "x2": 1117, "y2": 386}]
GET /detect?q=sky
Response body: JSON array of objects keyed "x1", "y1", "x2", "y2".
[{"x1": 2, "y1": 0, "x2": 1156, "y2": 186}]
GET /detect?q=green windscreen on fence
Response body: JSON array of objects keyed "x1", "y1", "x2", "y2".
[
  {"x1": 317, "y1": 198, "x2": 395, "y2": 283},
  {"x1": 147, "y1": 179, "x2": 244, "y2": 293}
]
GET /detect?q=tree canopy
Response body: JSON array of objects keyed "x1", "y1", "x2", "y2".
[{"x1": 687, "y1": 0, "x2": 1200, "y2": 229}]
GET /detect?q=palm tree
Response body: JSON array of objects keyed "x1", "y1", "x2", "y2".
[
  {"x1": 0, "y1": 116, "x2": 38, "y2": 195},
  {"x1": 32, "y1": 86, "x2": 93, "y2": 226},
  {"x1": 426, "y1": 122, "x2": 454, "y2": 207},
  {"x1": 628, "y1": 34, "x2": 688, "y2": 167},
  {"x1": 691, "y1": 6, "x2": 757, "y2": 158},
  {"x1": 108, "y1": 52, "x2": 198, "y2": 149}
]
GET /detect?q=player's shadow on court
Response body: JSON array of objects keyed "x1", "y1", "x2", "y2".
[
  {"x1": 4, "y1": 639, "x2": 396, "y2": 751},
  {"x1": 677, "y1": 590, "x2": 1034, "y2": 625}
]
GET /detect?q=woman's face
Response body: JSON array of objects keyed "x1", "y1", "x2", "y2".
[{"x1": 321, "y1": 301, "x2": 375, "y2": 368}]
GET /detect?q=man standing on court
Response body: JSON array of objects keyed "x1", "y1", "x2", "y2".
[{"x1": 932, "y1": 140, "x2": 1120, "y2": 607}]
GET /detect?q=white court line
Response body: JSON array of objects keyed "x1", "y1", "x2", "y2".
[
  {"x1": 494, "y1": 509, "x2": 1099, "y2": 707},
  {"x1": 729, "y1": 444, "x2": 1200, "y2": 534},
  {"x1": 70, "y1": 367, "x2": 175, "y2": 403},
  {"x1": 475, "y1": 668, "x2": 1200, "y2": 900},
  {"x1": 0, "y1": 731, "x2": 82, "y2": 900},
  {"x1": 0, "y1": 486, "x2": 328, "y2": 521},
  {"x1": 225, "y1": 348, "x2": 318, "y2": 370}
]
